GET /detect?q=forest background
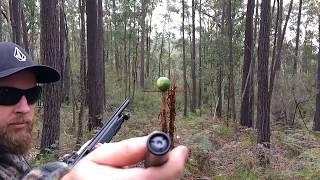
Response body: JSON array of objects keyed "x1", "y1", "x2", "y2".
[{"x1": 1, "y1": 0, "x2": 320, "y2": 179}]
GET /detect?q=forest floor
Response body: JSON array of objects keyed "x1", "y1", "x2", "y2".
[{"x1": 28, "y1": 103, "x2": 320, "y2": 180}]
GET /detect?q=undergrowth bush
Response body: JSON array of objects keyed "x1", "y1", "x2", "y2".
[
  {"x1": 30, "y1": 150, "x2": 58, "y2": 168},
  {"x1": 185, "y1": 149, "x2": 215, "y2": 177},
  {"x1": 234, "y1": 167, "x2": 258, "y2": 180},
  {"x1": 215, "y1": 123, "x2": 234, "y2": 141}
]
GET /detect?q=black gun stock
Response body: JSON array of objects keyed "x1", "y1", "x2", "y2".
[{"x1": 72, "y1": 99, "x2": 130, "y2": 165}]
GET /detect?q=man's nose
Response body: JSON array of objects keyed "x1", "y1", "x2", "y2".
[{"x1": 14, "y1": 96, "x2": 31, "y2": 113}]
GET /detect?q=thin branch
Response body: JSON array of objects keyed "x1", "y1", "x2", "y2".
[{"x1": 0, "y1": 9, "x2": 9, "y2": 22}]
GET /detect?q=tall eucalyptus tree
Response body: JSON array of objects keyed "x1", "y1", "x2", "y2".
[
  {"x1": 227, "y1": 0, "x2": 235, "y2": 120},
  {"x1": 76, "y1": 0, "x2": 87, "y2": 145},
  {"x1": 139, "y1": 0, "x2": 148, "y2": 89},
  {"x1": 182, "y1": 0, "x2": 188, "y2": 117},
  {"x1": 216, "y1": 0, "x2": 226, "y2": 119},
  {"x1": 40, "y1": 0, "x2": 62, "y2": 151},
  {"x1": 240, "y1": 0, "x2": 255, "y2": 127},
  {"x1": 256, "y1": 0, "x2": 271, "y2": 147},
  {"x1": 191, "y1": 0, "x2": 196, "y2": 113},
  {"x1": 10, "y1": 0, "x2": 22, "y2": 45},
  {"x1": 313, "y1": 15, "x2": 320, "y2": 131},
  {"x1": 86, "y1": 0, "x2": 105, "y2": 131},
  {"x1": 293, "y1": 0, "x2": 302, "y2": 74}
]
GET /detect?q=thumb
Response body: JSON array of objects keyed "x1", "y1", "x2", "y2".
[{"x1": 85, "y1": 136, "x2": 148, "y2": 167}]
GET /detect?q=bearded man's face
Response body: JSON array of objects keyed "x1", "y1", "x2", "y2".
[
  {"x1": 0, "y1": 71, "x2": 36, "y2": 155},
  {"x1": 0, "y1": 117, "x2": 33, "y2": 154}
]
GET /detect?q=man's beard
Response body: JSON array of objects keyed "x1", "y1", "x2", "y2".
[{"x1": 0, "y1": 119, "x2": 33, "y2": 155}]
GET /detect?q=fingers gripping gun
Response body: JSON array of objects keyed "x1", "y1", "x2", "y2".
[{"x1": 72, "y1": 99, "x2": 130, "y2": 165}]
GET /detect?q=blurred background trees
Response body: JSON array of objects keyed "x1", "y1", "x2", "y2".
[{"x1": 1, "y1": 0, "x2": 320, "y2": 173}]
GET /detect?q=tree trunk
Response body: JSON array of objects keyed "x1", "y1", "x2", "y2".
[
  {"x1": 191, "y1": 0, "x2": 196, "y2": 113},
  {"x1": 198, "y1": 0, "x2": 203, "y2": 111},
  {"x1": 76, "y1": 0, "x2": 86, "y2": 145},
  {"x1": 132, "y1": 29, "x2": 139, "y2": 99},
  {"x1": 60, "y1": 0, "x2": 71, "y2": 103},
  {"x1": 216, "y1": 0, "x2": 226, "y2": 119},
  {"x1": 158, "y1": 32, "x2": 164, "y2": 77},
  {"x1": 10, "y1": 0, "x2": 21, "y2": 45},
  {"x1": 146, "y1": 16, "x2": 151, "y2": 78},
  {"x1": 240, "y1": 0, "x2": 255, "y2": 127},
  {"x1": 64, "y1": 12, "x2": 73, "y2": 126},
  {"x1": 104, "y1": 0, "x2": 109, "y2": 65},
  {"x1": 97, "y1": 0, "x2": 105, "y2": 107},
  {"x1": 87, "y1": 0, "x2": 104, "y2": 131},
  {"x1": 257, "y1": 0, "x2": 271, "y2": 147},
  {"x1": 293, "y1": 0, "x2": 302, "y2": 74},
  {"x1": 139, "y1": 0, "x2": 148, "y2": 89},
  {"x1": 112, "y1": 0, "x2": 120, "y2": 75},
  {"x1": 131, "y1": 9, "x2": 138, "y2": 99},
  {"x1": 168, "y1": 33, "x2": 171, "y2": 79},
  {"x1": 40, "y1": 0, "x2": 62, "y2": 151},
  {"x1": 123, "y1": 22, "x2": 128, "y2": 98},
  {"x1": 227, "y1": 0, "x2": 236, "y2": 120},
  {"x1": 128, "y1": 16, "x2": 133, "y2": 98},
  {"x1": 271, "y1": 0, "x2": 281, "y2": 90},
  {"x1": 188, "y1": 21, "x2": 193, "y2": 111},
  {"x1": 182, "y1": 0, "x2": 188, "y2": 117},
  {"x1": 251, "y1": 0, "x2": 259, "y2": 127},
  {"x1": 313, "y1": 15, "x2": 320, "y2": 131},
  {"x1": 145, "y1": 32, "x2": 149, "y2": 80},
  {"x1": 26, "y1": 0, "x2": 37, "y2": 60},
  {"x1": 21, "y1": 8, "x2": 29, "y2": 53}
]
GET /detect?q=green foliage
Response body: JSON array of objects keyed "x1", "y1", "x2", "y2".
[
  {"x1": 185, "y1": 149, "x2": 215, "y2": 177},
  {"x1": 131, "y1": 93, "x2": 162, "y2": 114},
  {"x1": 297, "y1": 148, "x2": 320, "y2": 170},
  {"x1": 190, "y1": 132, "x2": 215, "y2": 151},
  {"x1": 234, "y1": 167, "x2": 258, "y2": 180},
  {"x1": 262, "y1": 170, "x2": 300, "y2": 180},
  {"x1": 282, "y1": 133, "x2": 308, "y2": 158},
  {"x1": 215, "y1": 123, "x2": 234, "y2": 141},
  {"x1": 239, "y1": 131, "x2": 256, "y2": 148},
  {"x1": 299, "y1": 169, "x2": 320, "y2": 179},
  {"x1": 30, "y1": 150, "x2": 58, "y2": 168}
]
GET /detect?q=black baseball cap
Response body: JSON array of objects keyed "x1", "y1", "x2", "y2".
[{"x1": 0, "y1": 42, "x2": 60, "y2": 83}]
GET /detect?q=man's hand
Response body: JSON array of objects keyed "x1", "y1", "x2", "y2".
[{"x1": 62, "y1": 135, "x2": 189, "y2": 180}]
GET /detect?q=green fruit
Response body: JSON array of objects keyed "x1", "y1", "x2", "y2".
[{"x1": 156, "y1": 77, "x2": 171, "y2": 91}]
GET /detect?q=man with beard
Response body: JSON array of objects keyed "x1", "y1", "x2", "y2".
[{"x1": 0, "y1": 42, "x2": 188, "y2": 180}]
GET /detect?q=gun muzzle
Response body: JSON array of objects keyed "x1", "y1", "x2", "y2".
[{"x1": 144, "y1": 132, "x2": 171, "y2": 167}]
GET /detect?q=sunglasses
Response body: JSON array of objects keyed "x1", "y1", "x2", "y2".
[{"x1": 0, "y1": 86, "x2": 42, "y2": 106}]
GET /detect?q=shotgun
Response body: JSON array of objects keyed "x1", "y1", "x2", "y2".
[{"x1": 72, "y1": 99, "x2": 130, "y2": 165}]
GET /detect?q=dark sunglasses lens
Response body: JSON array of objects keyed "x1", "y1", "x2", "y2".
[
  {"x1": 0, "y1": 87, "x2": 22, "y2": 105},
  {"x1": 26, "y1": 86, "x2": 42, "y2": 105},
  {"x1": 0, "y1": 86, "x2": 42, "y2": 105}
]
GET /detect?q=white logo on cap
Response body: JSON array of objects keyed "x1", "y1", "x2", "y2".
[{"x1": 14, "y1": 47, "x2": 26, "y2": 61}]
